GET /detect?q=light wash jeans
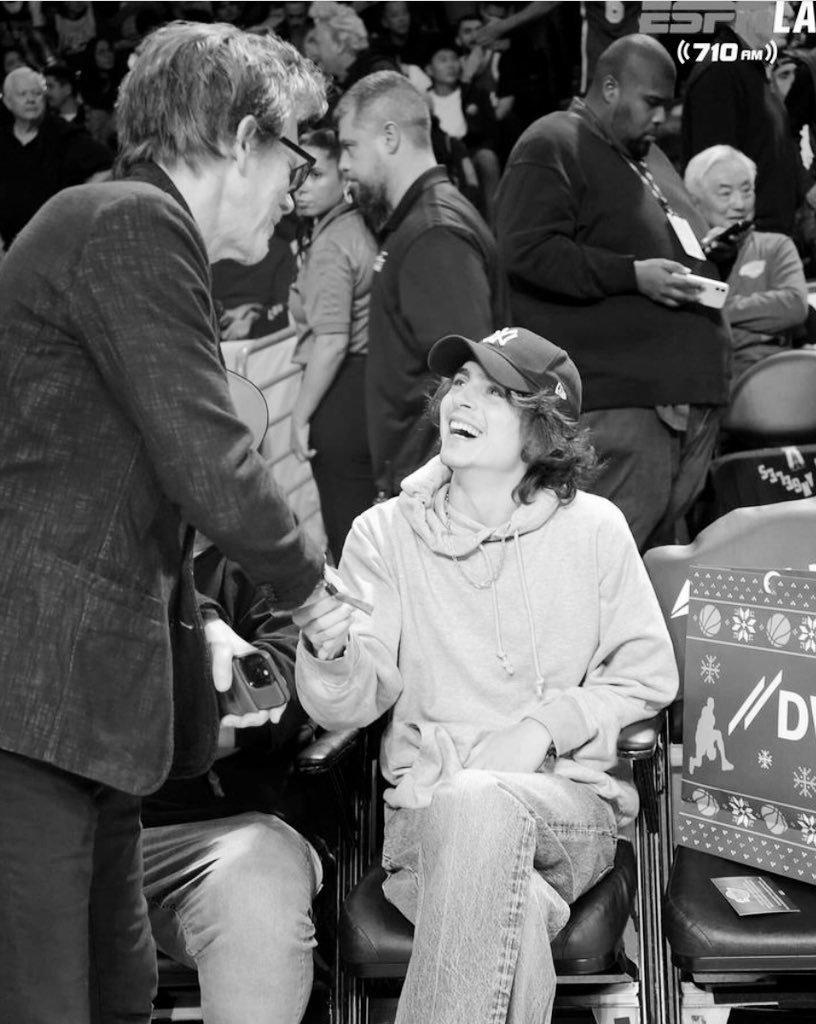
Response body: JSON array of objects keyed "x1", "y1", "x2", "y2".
[
  {"x1": 381, "y1": 770, "x2": 618, "y2": 1024},
  {"x1": 142, "y1": 811, "x2": 321, "y2": 1024}
]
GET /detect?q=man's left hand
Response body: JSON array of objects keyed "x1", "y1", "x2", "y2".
[
  {"x1": 204, "y1": 617, "x2": 286, "y2": 728},
  {"x1": 467, "y1": 719, "x2": 554, "y2": 773}
]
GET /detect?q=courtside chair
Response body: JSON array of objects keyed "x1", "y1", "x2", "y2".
[
  {"x1": 644, "y1": 499, "x2": 816, "y2": 1024},
  {"x1": 336, "y1": 714, "x2": 669, "y2": 1024},
  {"x1": 720, "y1": 349, "x2": 816, "y2": 452}
]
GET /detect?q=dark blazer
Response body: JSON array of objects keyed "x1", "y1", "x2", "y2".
[{"x1": 0, "y1": 163, "x2": 324, "y2": 795}]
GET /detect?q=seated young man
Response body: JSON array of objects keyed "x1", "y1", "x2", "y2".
[
  {"x1": 141, "y1": 538, "x2": 327, "y2": 1024},
  {"x1": 685, "y1": 144, "x2": 809, "y2": 387},
  {"x1": 294, "y1": 327, "x2": 678, "y2": 1024},
  {"x1": 425, "y1": 37, "x2": 501, "y2": 219}
]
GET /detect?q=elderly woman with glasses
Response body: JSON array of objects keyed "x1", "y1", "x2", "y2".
[{"x1": 0, "y1": 21, "x2": 344, "y2": 1023}]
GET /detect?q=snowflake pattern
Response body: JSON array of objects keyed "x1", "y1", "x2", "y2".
[
  {"x1": 729, "y1": 796, "x2": 756, "y2": 828},
  {"x1": 799, "y1": 615, "x2": 816, "y2": 654},
  {"x1": 700, "y1": 654, "x2": 721, "y2": 685},
  {"x1": 797, "y1": 813, "x2": 816, "y2": 847},
  {"x1": 757, "y1": 749, "x2": 773, "y2": 770},
  {"x1": 731, "y1": 607, "x2": 756, "y2": 643},
  {"x1": 793, "y1": 765, "x2": 816, "y2": 799}
]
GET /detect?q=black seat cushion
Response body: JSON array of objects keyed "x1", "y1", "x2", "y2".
[
  {"x1": 665, "y1": 846, "x2": 816, "y2": 972},
  {"x1": 340, "y1": 839, "x2": 636, "y2": 979}
]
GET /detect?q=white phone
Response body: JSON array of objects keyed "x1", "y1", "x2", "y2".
[{"x1": 674, "y1": 272, "x2": 730, "y2": 310}]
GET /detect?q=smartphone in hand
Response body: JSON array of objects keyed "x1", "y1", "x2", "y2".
[{"x1": 218, "y1": 649, "x2": 289, "y2": 717}]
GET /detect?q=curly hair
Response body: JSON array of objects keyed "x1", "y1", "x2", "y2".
[
  {"x1": 427, "y1": 379, "x2": 599, "y2": 505},
  {"x1": 116, "y1": 21, "x2": 327, "y2": 175}
]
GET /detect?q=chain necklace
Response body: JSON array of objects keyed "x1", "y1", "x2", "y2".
[{"x1": 443, "y1": 491, "x2": 509, "y2": 590}]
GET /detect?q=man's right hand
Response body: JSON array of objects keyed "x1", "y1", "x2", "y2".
[{"x1": 634, "y1": 259, "x2": 703, "y2": 308}]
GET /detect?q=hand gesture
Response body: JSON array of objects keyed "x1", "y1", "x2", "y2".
[
  {"x1": 290, "y1": 417, "x2": 316, "y2": 462},
  {"x1": 634, "y1": 259, "x2": 703, "y2": 307},
  {"x1": 204, "y1": 617, "x2": 286, "y2": 728},
  {"x1": 293, "y1": 565, "x2": 355, "y2": 661},
  {"x1": 467, "y1": 719, "x2": 554, "y2": 773}
]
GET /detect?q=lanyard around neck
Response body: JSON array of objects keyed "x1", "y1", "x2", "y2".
[{"x1": 573, "y1": 99, "x2": 676, "y2": 217}]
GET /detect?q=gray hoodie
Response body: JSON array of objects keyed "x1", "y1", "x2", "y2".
[{"x1": 296, "y1": 458, "x2": 678, "y2": 827}]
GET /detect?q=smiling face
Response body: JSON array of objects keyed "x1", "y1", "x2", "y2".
[
  {"x1": 439, "y1": 361, "x2": 526, "y2": 485},
  {"x1": 694, "y1": 157, "x2": 757, "y2": 230},
  {"x1": 295, "y1": 143, "x2": 344, "y2": 218}
]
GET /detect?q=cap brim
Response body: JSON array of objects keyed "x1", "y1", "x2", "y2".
[{"x1": 428, "y1": 335, "x2": 535, "y2": 393}]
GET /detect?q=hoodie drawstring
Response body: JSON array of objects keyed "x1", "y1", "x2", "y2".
[
  {"x1": 489, "y1": 571, "x2": 515, "y2": 676},
  {"x1": 513, "y1": 534, "x2": 546, "y2": 695}
]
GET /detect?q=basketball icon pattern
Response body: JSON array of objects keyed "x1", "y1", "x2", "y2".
[
  {"x1": 698, "y1": 603, "x2": 721, "y2": 638},
  {"x1": 692, "y1": 788, "x2": 719, "y2": 817},
  {"x1": 760, "y1": 803, "x2": 788, "y2": 835},
  {"x1": 765, "y1": 613, "x2": 791, "y2": 648}
]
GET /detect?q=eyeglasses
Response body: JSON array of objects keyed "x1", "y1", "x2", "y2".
[{"x1": 279, "y1": 136, "x2": 316, "y2": 194}]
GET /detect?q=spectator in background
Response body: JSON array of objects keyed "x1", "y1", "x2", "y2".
[
  {"x1": 369, "y1": 1, "x2": 431, "y2": 93},
  {"x1": 44, "y1": 62, "x2": 85, "y2": 125},
  {"x1": 495, "y1": 35, "x2": 731, "y2": 550},
  {"x1": 1, "y1": 42, "x2": 25, "y2": 75},
  {"x1": 77, "y1": 35, "x2": 127, "y2": 147},
  {"x1": 308, "y1": 0, "x2": 397, "y2": 105},
  {"x1": 681, "y1": 1, "x2": 803, "y2": 235},
  {"x1": 213, "y1": 233, "x2": 296, "y2": 340},
  {"x1": 425, "y1": 36, "x2": 500, "y2": 219},
  {"x1": 685, "y1": 144, "x2": 809, "y2": 387},
  {"x1": 0, "y1": 0, "x2": 52, "y2": 69},
  {"x1": 44, "y1": 1, "x2": 98, "y2": 72},
  {"x1": 456, "y1": 9, "x2": 523, "y2": 164},
  {"x1": 290, "y1": 127, "x2": 377, "y2": 562},
  {"x1": 336, "y1": 70, "x2": 507, "y2": 497},
  {"x1": 0, "y1": 66, "x2": 112, "y2": 249}
]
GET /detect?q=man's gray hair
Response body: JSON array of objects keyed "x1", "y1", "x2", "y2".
[
  {"x1": 684, "y1": 145, "x2": 757, "y2": 198},
  {"x1": 336, "y1": 70, "x2": 431, "y2": 149},
  {"x1": 116, "y1": 21, "x2": 327, "y2": 174}
]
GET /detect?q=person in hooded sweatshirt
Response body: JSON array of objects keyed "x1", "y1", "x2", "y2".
[{"x1": 293, "y1": 326, "x2": 679, "y2": 1024}]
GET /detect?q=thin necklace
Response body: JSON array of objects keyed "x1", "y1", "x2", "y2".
[{"x1": 443, "y1": 491, "x2": 509, "y2": 590}]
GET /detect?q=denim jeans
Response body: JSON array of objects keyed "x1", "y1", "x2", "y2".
[
  {"x1": 581, "y1": 405, "x2": 720, "y2": 551},
  {"x1": 381, "y1": 770, "x2": 618, "y2": 1024},
  {"x1": 142, "y1": 811, "x2": 321, "y2": 1024},
  {"x1": 0, "y1": 748, "x2": 156, "y2": 1024}
]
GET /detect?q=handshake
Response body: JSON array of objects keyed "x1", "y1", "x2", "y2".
[{"x1": 292, "y1": 564, "x2": 371, "y2": 663}]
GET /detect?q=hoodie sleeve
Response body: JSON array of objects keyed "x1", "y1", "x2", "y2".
[
  {"x1": 295, "y1": 508, "x2": 404, "y2": 731},
  {"x1": 524, "y1": 507, "x2": 678, "y2": 764}
]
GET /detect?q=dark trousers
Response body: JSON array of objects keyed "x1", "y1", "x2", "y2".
[
  {"x1": 310, "y1": 354, "x2": 375, "y2": 563},
  {"x1": 581, "y1": 405, "x2": 721, "y2": 551},
  {"x1": 0, "y1": 748, "x2": 156, "y2": 1024}
]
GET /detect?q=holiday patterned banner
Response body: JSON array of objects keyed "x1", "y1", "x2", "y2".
[{"x1": 678, "y1": 565, "x2": 816, "y2": 885}]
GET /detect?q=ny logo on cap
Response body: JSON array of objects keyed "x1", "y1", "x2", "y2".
[{"x1": 483, "y1": 327, "x2": 518, "y2": 348}]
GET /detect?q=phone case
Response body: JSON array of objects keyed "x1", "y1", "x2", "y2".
[{"x1": 218, "y1": 650, "x2": 290, "y2": 716}]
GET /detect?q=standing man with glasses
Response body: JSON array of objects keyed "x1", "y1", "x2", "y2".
[{"x1": 0, "y1": 23, "x2": 345, "y2": 1024}]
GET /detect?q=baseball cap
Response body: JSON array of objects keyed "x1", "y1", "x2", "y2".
[{"x1": 428, "y1": 327, "x2": 582, "y2": 419}]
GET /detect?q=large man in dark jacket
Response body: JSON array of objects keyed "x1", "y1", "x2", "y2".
[
  {"x1": 495, "y1": 35, "x2": 731, "y2": 550},
  {"x1": 336, "y1": 71, "x2": 507, "y2": 497}
]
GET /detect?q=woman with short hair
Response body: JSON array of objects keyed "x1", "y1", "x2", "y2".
[
  {"x1": 294, "y1": 327, "x2": 678, "y2": 1024},
  {"x1": 0, "y1": 21, "x2": 336, "y2": 1023}
]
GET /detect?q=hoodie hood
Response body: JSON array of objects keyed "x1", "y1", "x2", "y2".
[{"x1": 398, "y1": 456, "x2": 561, "y2": 556}]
